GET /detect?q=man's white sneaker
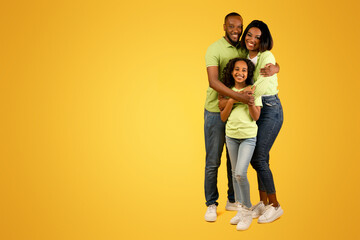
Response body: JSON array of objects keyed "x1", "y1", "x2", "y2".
[
  {"x1": 225, "y1": 200, "x2": 241, "y2": 211},
  {"x1": 204, "y1": 204, "x2": 217, "y2": 222},
  {"x1": 236, "y1": 207, "x2": 253, "y2": 231},
  {"x1": 258, "y1": 204, "x2": 283, "y2": 223},
  {"x1": 250, "y1": 201, "x2": 266, "y2": 219}
]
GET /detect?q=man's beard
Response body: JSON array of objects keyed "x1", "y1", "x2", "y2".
[{"x1": 226, "y1": 32, "x2": 240, "y2": 46}]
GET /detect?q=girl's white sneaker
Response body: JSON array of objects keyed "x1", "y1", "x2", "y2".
[{"x1": 250, "y1": 201, "x2": 266, "y2": 219}]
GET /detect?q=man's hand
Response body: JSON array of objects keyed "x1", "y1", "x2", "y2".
[
  {"x1": 260, "y1": 63, "x2": 278, "y2": 77},
  {"x1": 236, "y1": 91, "x2": 254, "y2": 105}
]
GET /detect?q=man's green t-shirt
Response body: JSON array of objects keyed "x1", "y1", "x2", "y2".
[{"x1": 204, "y1": 37, "x2": 246, "y2": 112}]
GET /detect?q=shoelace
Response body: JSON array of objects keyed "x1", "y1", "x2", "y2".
[
  {"x1": 208, "y1": 205, "x2": 216, "y2": 212},
  {"x1": 262, "y1": 204, "x2": 274, "y2": 216}
]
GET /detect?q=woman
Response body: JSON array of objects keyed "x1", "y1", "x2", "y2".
[{"x1": 239, "y1": 20, "x2": 284, "y2": 223}]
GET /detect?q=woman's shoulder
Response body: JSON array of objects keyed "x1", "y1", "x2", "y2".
[
  {"x1": 259, "y1": 50, "x2": 275, "y2": 58},
  {"x1": 259, "y1": 50, "x2": 276, "y2": 63}
]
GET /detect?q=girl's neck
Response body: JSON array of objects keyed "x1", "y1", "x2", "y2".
[
  {"x1": 248, "y1": 50, "x2": 259, "y2": 59},
  {"x1": 234, "y1": 82, "x2": 247, "y2": 90}
]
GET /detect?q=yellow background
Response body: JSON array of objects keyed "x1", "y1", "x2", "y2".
[{"x1": 1, "y1": 0, "x2": 360, "y2": 239}]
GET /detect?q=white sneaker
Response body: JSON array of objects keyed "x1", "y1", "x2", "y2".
[
  {"x1": 250, "y1": 201, "x2": 266, "y2": 219},
  {"x1": 230, "y1": 204, "x2": 251, "y2": 225},
  {"x1": 205, "y1": 204, "x2": 217, "y2": 222},
  {"x1": 225, "y1": 200, "x2": 241, "y2": 211},
  {"x1": 236, "y1": 207, "x2": 253, "y2": 231},
  {"x1": 258, "y1": 204, "x2": 283, "y2": 223}
]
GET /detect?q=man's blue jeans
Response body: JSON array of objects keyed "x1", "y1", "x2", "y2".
[
  {"x1": 226, "y1": 136, "x2": 256, "y2": 208},
  {"x1": 251, "y1": 95, "x2": 283, "y2": 194},
  {"x1": 204, "y1": 109, "x2": 235, "y2": 206}
]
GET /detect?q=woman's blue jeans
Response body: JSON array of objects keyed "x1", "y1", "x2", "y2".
[
  {"x1": 226, "y1": 136, "x2": 256, "y2": 208},
  {"x1": 250, "y1": 94, "x2": 283, "y2": 194},
  {"x1": 204, "y1": 109, "x2": 235, "y2": 206}
]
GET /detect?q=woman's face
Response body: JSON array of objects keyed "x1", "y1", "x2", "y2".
[
  {"x1": 232, "y1": 60, "x2": 248, "y2": 84},
  {"x1": 245, "y1": 27, "x2": 261, "y2": 51}
]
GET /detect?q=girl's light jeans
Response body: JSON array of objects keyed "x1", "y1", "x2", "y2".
[{"x1": 225, "y1": 136, "x2": 256, "y2": 208}]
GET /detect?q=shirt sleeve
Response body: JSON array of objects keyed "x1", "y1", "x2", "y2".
[
  {"x1": 205, "y1": 44, "x2": 219, "y2": 67},
  {"x1": 255, "y1": 96, "x2": 262, "y2": 107},
  {"x1": 253, "y1": 51, "x2": 277, "y2": 98}
]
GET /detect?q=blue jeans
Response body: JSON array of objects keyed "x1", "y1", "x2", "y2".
[
  {"x1": 226, "y1": 136, "x2": 256, "y2": 208},
  {"x1": 251, "y1": 94, "x2": 283, "y2": 194},
  {"x1": 204, "y1": 109, "x2": 235, "y2": 206}
]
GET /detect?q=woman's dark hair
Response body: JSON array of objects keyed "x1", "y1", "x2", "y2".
[
  {"x1": 240, "y1": 20, "x2": 273, "y2": 52},
  {"x1": 222, "y1": 58, "x2": 255, "y2": 88}
]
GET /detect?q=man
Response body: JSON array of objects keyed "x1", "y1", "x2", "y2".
[{"x1": 204, "y1": 12, "x2": 279, "y2": 222}]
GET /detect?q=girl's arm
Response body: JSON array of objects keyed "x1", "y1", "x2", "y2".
[
  {"x1": 248, "y1": 105, "x2": 261, "y2": 121},
  {"x1": 220, "y1": 98, "x2": 236, "y2": 122}
]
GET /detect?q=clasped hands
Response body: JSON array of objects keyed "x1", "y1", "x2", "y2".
[{"x1": 218, "y1": 85, "x2": 256, "y2": 111}]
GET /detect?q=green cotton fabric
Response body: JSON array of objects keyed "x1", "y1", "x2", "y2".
[
  {"x1": 225, "y1": 87, "x2": 262, "y2": 139},
  {"x1": 204, "y1": 37, "x2": 247, "y2": 112}
]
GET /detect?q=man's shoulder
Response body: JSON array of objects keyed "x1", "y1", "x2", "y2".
[{"x1": 207, "y1": 37, "x2": 227, "y2": 51}]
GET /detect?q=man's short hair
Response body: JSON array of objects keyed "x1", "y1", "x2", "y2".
[{"x1": 224, "y1": 12, "x2": 242, "y2": 23}]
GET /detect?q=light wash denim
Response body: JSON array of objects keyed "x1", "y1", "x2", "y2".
[
  {"x1": 204, "y1": 109, "x2": 235, "y2": 206},
  {"x1": 225, "y1": 136, "x2": 256, "y2": 208},
  {"x1": 251, "y1": 94, "x2": 283, "y2": 194}
]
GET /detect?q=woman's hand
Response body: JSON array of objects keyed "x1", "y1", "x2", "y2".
[{"x1": 260, "y1": 63, "x2": 279, "y2": 77}]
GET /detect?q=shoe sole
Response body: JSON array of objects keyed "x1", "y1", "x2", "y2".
[
  {"x1": 205, "y1": 218, "x2": 216, "y2": 222},
  {"x1": 257, "y1": 209, "x2": 283, "y2": 224},
  {"x1": 236, "y1": 224, "x2": 251, "y2": 231}
]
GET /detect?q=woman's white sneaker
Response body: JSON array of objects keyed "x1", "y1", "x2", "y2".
[
  {"x1": 205, "y1": 204, "x2": 217, "y2": 222},
  {"x1": 258, "y1": 204, "x2": 283, "y2": 223},
  {"x1": 250, "y1": 201, "x2": 266, "y2": 219}
]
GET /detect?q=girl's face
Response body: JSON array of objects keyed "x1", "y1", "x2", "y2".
[
  {"x1": 232, "y1": 60, "x2": 248, "y2": 85},
  {"x1": 245, "y1": 27, "x2": 261, "y2": 51}
]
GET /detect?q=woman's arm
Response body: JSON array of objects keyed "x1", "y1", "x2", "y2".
[
  {"x1": 253, "y1": 52, "x2": 277, "y2": 98},
  {"x1": 220, "y1": 98, "x2": 236, "y2": 122}
]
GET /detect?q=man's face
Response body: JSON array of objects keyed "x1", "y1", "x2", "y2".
[{"x1": 223, "y1": 16, "x2": 243, "y2": 46}]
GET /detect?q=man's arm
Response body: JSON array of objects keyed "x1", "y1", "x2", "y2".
[
  {"x1": 207, "y1": 66, "x2": 253, "y2": 104},
  {"x1": 260, "y1": 62, "x2": 280, "y2": 77}
]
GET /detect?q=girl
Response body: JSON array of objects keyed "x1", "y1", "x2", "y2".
[
  {"x1": 239, "y1": 20, "x2": 284, "y2": 223},
  {"x1": 220, "y1": 58, "x2": 262, "y2": 230}
]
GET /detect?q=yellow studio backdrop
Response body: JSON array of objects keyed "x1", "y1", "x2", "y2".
[{"x1": 0, "y1": 0, "x2": 359, "y2": 239}]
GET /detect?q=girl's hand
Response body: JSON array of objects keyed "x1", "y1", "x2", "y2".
[
  {"x1": 247, "y1": 97, "x2": 255, "y2": 106},
  {"x1": 243, "y1": 85, "x2": 256, "y2": 94}
]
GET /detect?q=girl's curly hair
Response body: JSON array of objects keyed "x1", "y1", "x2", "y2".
[{"x1": 222, "y1": 58, "x2": 255, "y2": 88}]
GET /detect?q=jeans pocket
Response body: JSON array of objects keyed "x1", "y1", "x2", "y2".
[{"x1": 264, "y1": 100, "x2": 278, "y2": 107}]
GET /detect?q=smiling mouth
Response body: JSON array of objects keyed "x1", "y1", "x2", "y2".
[{"x1": 247, "y1": 42, "x2": 255, "y2": 47}]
